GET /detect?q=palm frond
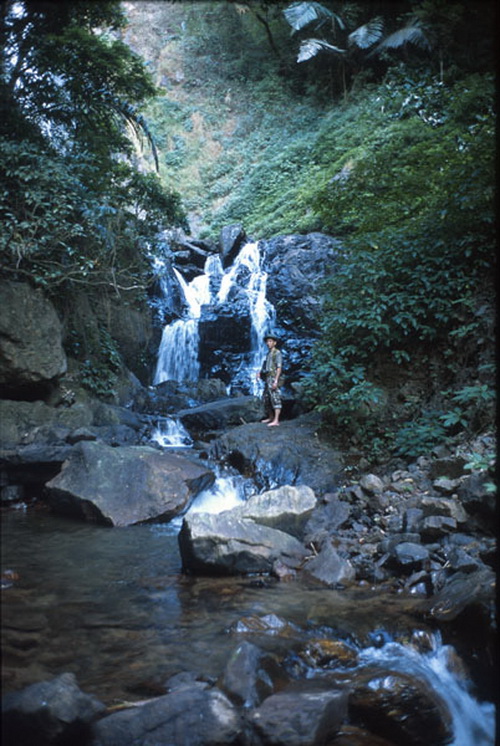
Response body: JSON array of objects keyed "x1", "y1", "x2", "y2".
[
  {"x1": 373, "y1": 24, "x2": 431, "y2": 54},
  {"x1": 348, "y1": 17, "x2": 384, "y2": 49},
  {"x1": 284, "y1": 2, "x2": 341, "y2": 32},
  {"x1": 297, "y1": 38, "x2": 346, "y2": 62}
]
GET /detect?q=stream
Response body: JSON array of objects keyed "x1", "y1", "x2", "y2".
[
  {"x1": 1, "y1": 480, "x2": 495, "y2": 745},
  {"x1": 1, "y1": 239, "x2": 496, "y2": 743}
]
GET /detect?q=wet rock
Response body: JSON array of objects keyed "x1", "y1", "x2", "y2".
[
  {"x1": 299, "y1": 639, "x2": 359, "y2": 669},
  {"x1": 46, "y1": 441, "x2": 214, "y2": 527},
  {"x1": 178, "y1": 511, "x2": 308, "y2": 575},
  {"x1": 219, "y1": 640, "x2": 286, "y2": 707},
  {"x1": 261, "y1": 232, "x2": 340, "y2": 334},
  {"x1": 210, "y1": 414, "x2": 343, "y2": 494},
  {"x1": 177, "y1": 395, "x2": 262, "y2": 435},
  {"x1": 0, "y1": 281, "x2": 67, "y2": 400},
  {"x1": 1, "y1": 672, "x2": 104, "y2": 746},
  {"x1": 426, "y1": 567, "x2": 495, "y2": 621},
  {"x1": 304, "y1": 541, "x2": 356, "y2": 587},
  {"x1": 250, "y1": 686, "x2": 348, "y2": 746},
  {"x1": 92, "y1": 686, "x2": 242, "y2": 746},
  {"x1": 219, "y1": 223, "x2": 247, "y2": 268},
  {"x1": 231, "y1": 613, "x2": 300, "y2": 639},
  {"x1": 349, "y1": 669, "x2": 453, "y2": 746}
]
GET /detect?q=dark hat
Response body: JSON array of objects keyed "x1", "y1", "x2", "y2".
[{"x1": 263, "y1": 332, "x2": 280, "y2": 344}]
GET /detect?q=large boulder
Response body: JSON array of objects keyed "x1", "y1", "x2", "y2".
[
  {"x1": 210, "y1": 414, "x2": 343, "y2": 494},
  {"x1": 261, "y1": 233, "x2": 340, "y2": 333},
  {"x1": 219, "y1": 223, "x2": 247, "y2": 269},
  {"x1": 45, "y1": 441, "x2": 215, "y2": 526},
  {"x1": 92, "y1": 685, "x2": 242, "y2": 746},
  {"x1": 0, "y1": 281, "x2": 67, "y2": 399},
  {"x1": 178, "y1": 511, "x2": 308, "y2": 575},
  {"x1": 229, "y1": 484, "x2": 317, "y2": 540},
  {"x1": 1, "y1": 672, "x2": 105, "y2": 746}
]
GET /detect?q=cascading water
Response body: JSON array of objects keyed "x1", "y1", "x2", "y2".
[
  {"x1": 353, "y1": 633, "x2": 496, "y2": 746},
  {"x1": 153, "y1": 241, "x2": 275, "y2": 393},
  {"x1": 151, "y1": 417, "x2": 193, "y2": 448}
]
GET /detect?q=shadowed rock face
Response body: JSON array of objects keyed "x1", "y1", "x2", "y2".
[
  {"x1": 0, "y1": 281, "x2": 67, "y2": 400},
  {"x1": 45, "y1": 441, "x2": 215, "y2": 526}
]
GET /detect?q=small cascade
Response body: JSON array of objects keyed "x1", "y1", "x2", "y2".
[
  {"x1": 351, "y1": 632, "x2": 495, "y2": 746},
  {"x1": 151, "y1": 418, "x2": 192, "y2": 448},
  {"x1": 153, "y1": 241, "x2": 276, "y2": 393},
  {"x1": 168, "y1": 470, "x2": 253, "y2": 533}
]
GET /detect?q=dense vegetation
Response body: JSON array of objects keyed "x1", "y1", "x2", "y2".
[
  {"x1": 130, "y1": 1, "x2": 496, "y2": 465},
  {"x1": 0, "y1": 0, "x2": 186, "y2": 389},
  {"x1": 1, "y1": 1, "x2": 496, "y2": 469}
]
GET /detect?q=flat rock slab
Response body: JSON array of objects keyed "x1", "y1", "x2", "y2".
[{"x1": 45, "y1": 441, "x2": 214, "y2": 526}]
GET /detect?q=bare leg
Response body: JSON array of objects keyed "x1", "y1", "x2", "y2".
[{"x1": 267, "y1": 408, "x2": 281, "y2": 427}]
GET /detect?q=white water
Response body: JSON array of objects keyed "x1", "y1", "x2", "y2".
[
  {"x1": 151, "y1": 418, "x2": 193, "y2": 448},
  {"x1": 356, "y1": 633, "x2": 495, "y2": 746},
  {"x1": 169, "y1": 472, "x2": 251, "y2": 533},
  {"x1": 153, "y1": 242, "x2": 275, "y2": 393}
]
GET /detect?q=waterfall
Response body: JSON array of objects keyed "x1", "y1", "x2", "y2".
[
  {"x1": 153, "y1": 241, "x2": 275, "y2": 392},
  {"x1": 151, "y1": 418, "x2": 193, "y2": 448}
]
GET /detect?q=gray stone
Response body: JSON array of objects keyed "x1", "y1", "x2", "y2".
[
  {"x1": 46, "y1": 441, "x2": 214, "y2": 526},
  {"x1": 1, "y1": 672, "x2": 104, "y2": 746},
  {"x1": 304, "y1": 541, "x2": 356, "y2": 587},
  {"x1": 231, "y1": 484, "x2": 317, "y2": 540},
  {"x1": 219, "y1": 641, "x2": 285, "y2": 708},
  {"x1": 92, "y1": 686, "x2": 241, "y2": 746},
  {"x1": 392, "y1": 542, "x2": 430, "y2": 568},
  {"x1": 420, "y1": 515, "x2": 457, "y2": 540},
  {"x1": 433, "y1": 477, "x2": 460, "y2": 495},
  {"x1": 0, "y1": 281, "x2": 67, "y2": 398},
  {"x1": 177, "y1": 396, "x2": 262, "y2": 433},
  {"x1": 251, "y1": 687, "x2": 348, "y2": 746},
  {"x1": 178, "y1": 511, "x2": 308, "y2": 575},
  {"x1": 210, "y1": 414, "x2": 343, "y2": 495},
  {"x1": 359, "y1": 474, "x2": 384, "y2": 494},
  {"x1": 407, "y1": 495, "x2": 468, "y2": 524}
]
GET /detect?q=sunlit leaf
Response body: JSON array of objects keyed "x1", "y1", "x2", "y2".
[{"x1": 297, "y1": 38, "x2": 346, "y2": 62}]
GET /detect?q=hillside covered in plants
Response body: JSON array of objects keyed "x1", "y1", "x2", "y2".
[
  {"x1": 125, "y1": 0, "x2": 496, "y2": 466},
  {"x1": 1, "y1": 0, "x2": 496, "y2": 469}
]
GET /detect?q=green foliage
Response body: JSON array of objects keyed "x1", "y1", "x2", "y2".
[
  {"x1": 393, "y1": 412, "x2": 448, "y2": 459},
  {"x1": 78, "y1": 329, "x2": 122, "y2": 399},
  {"x1": 0, "y1": 0, "x2": 186, "y2": 298}
]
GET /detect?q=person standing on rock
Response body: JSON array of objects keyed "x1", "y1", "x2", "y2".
[{"x1": 258, "y1": 333, "x2": 283, "y2": 427}]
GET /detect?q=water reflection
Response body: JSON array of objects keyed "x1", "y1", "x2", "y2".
[{"x1": 1, "y1": 510, "x2": 495, "y2": 744}]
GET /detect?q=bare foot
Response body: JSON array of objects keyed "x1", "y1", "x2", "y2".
[
  {"x1": 261, "y1": 418, "x2": 271, "y2": 423},
  {"x1": 267, "y1": 422, "x2": 280, "y2": 427}
]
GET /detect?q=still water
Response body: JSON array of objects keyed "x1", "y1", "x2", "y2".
[{"x1": 1, "y1": 502, "x2": 495, "y2": 744}]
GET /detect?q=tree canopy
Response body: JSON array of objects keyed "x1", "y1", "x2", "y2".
[{"x1": 0, "y1": 0, "x2": 186, "y2": 294}]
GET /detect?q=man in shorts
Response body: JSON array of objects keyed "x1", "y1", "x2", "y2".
[{"x1": 258, "y1": 333, "x2": 283, "y2": 427}]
